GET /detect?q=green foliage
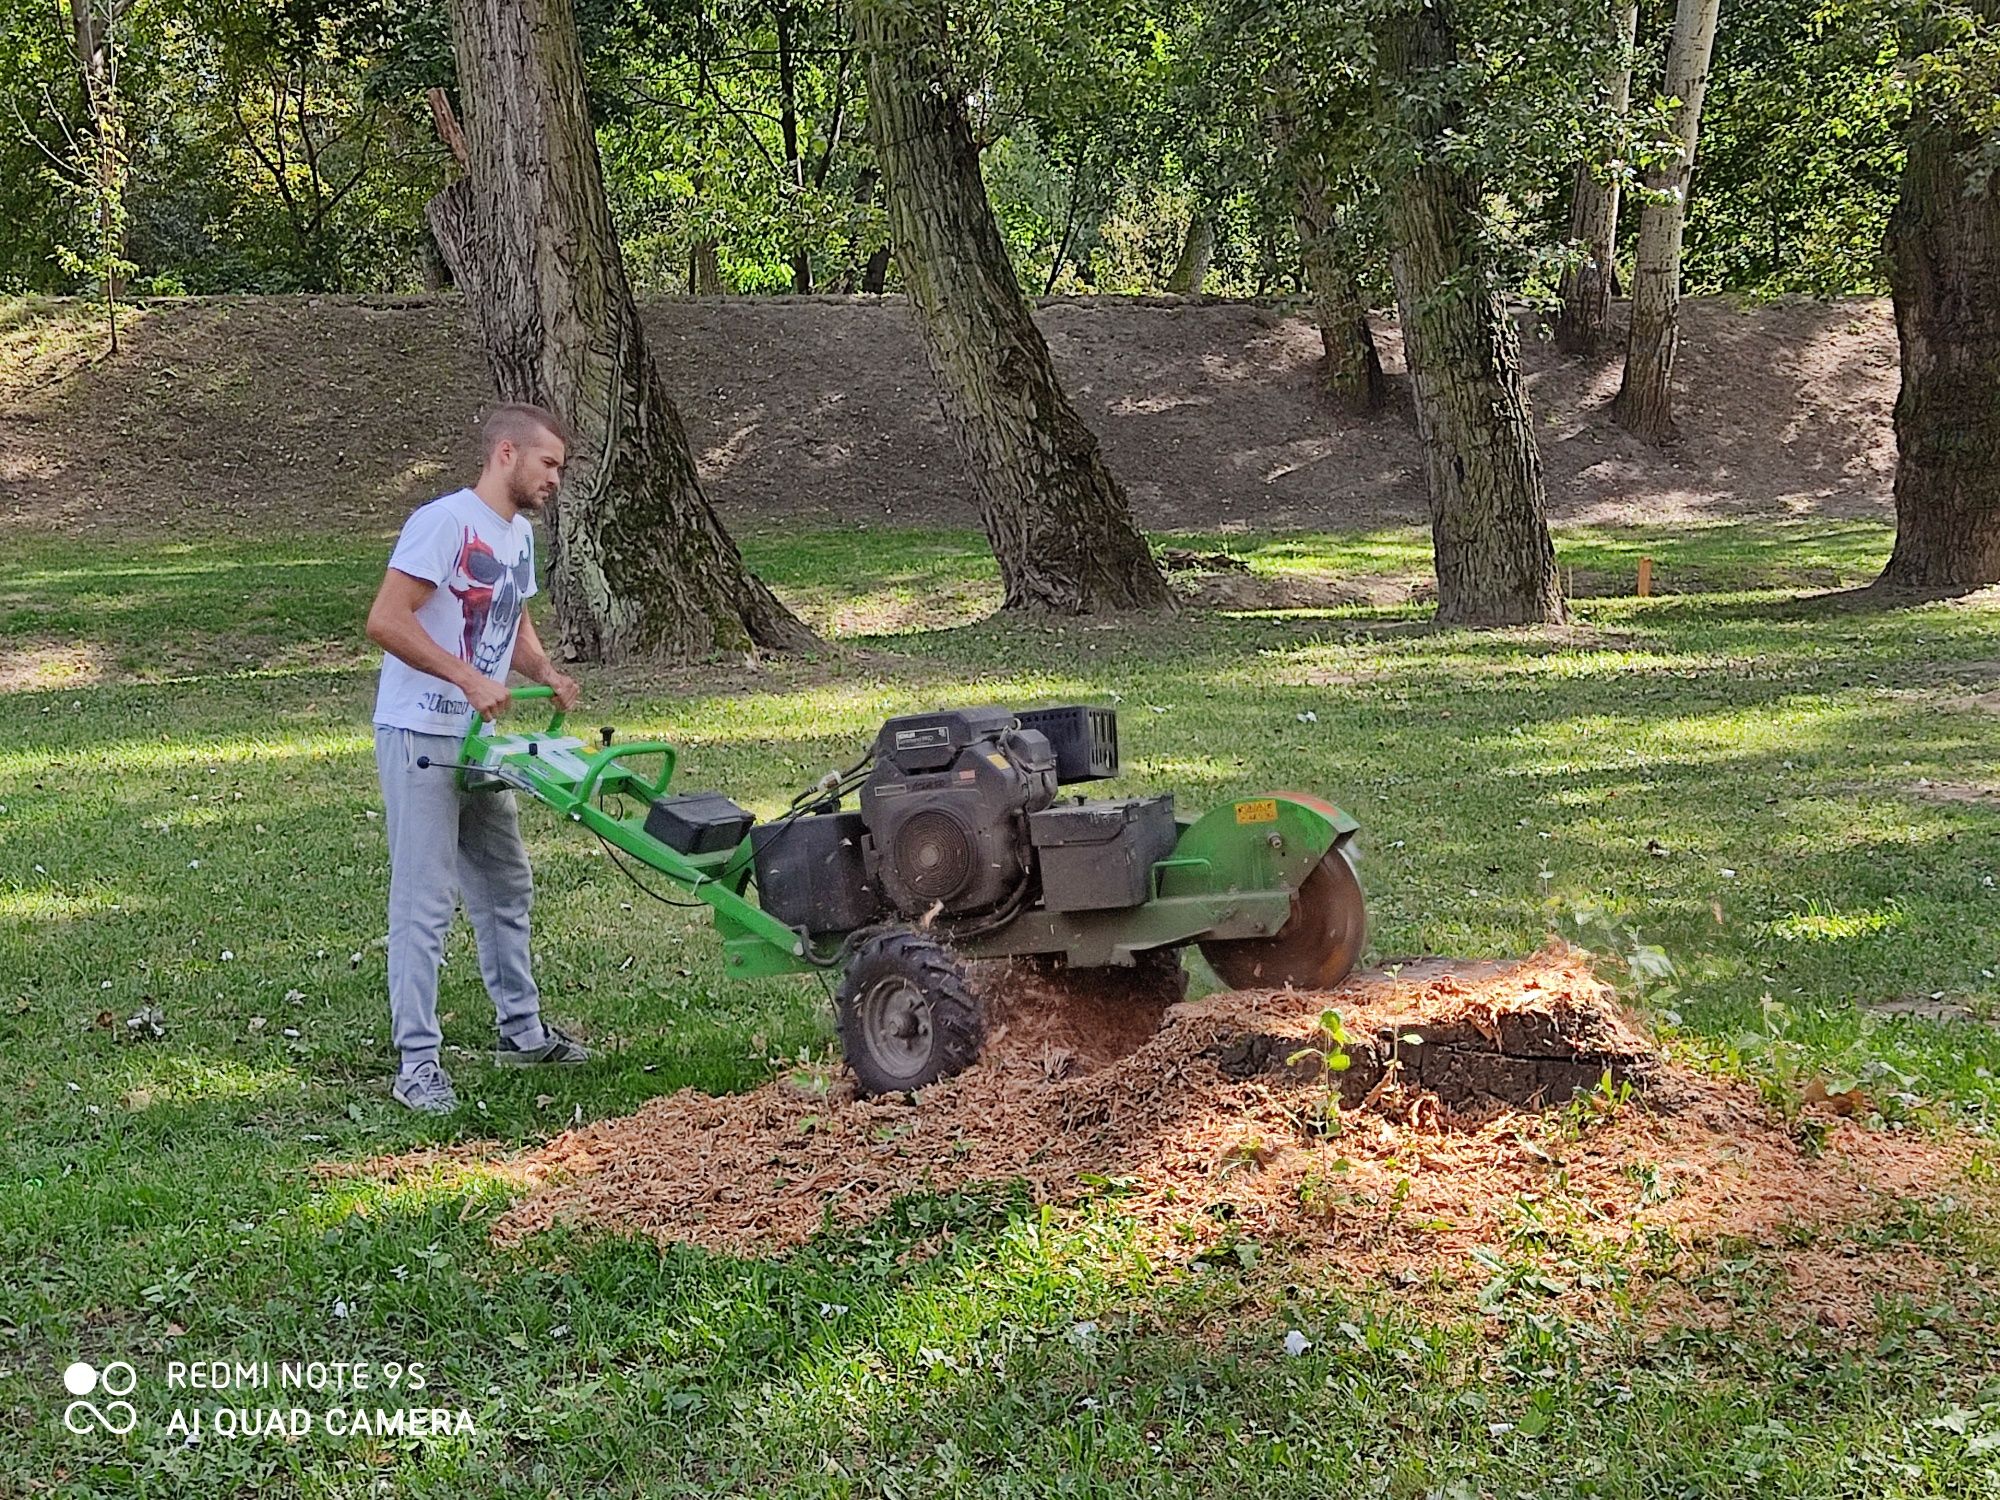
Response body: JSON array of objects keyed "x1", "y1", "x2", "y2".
[
  {"x1": 595, "y1": 1, "x2": 886, "y2": 294},
  {"x1": 1683, "y1": 0, "x2": 1909, "y2": 298},
  {"x1": 0, "y1": 0, "x2": 1957, "y2": 298}
]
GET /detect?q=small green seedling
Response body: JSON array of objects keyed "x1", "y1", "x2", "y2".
[{"x1": 1288, "y1": 1008, "x2": 1353, "y2": 1136}]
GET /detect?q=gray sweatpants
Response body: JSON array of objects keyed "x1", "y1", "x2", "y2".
[{"x1": 375, "y1": 726, "x2": 547, "y2": 1071}]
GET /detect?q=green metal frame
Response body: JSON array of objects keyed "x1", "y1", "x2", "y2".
[
  {"x1": 454, "y1": 687, "x2": 818, "y2": 977},
  {"x1": 454, "y1": 690, "x2": 1360, "y2": 979}
]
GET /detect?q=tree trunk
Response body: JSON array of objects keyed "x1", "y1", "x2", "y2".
[
  {"x1": 1375, "y1": 0, "x2": 1565, "y2": 627},
  {"x1": 775, "y1": 5, "x2": 813, "y2": 294},
  {"x1": 431, "y1": 0, "x2": 812, "y2": 662},
  {"x1": 1555, "y1": 0, "x2": 1639, "y2": 354},
  {"x1": 689, "y1": 239, "x2": 724, "y2": 294},
  {"x1": 1612, "y1": 0, "x2": 1723, "y2": 443},
  {"x1": 67, "y1": 0, "x2": 129, "y2": 302},
  {"x1": 1165, "y1": 208, "x2": 1213, "y2": 294},
  {"x1": 1266, "y1": 63, "x2": 1385, "y2": 413},
  {"x1": 1294, "y1": 160, "x2": 1386, "y2": 415},
  {"x1": 1878, "y1": 1, "x2": 2000, "y2": 589},
  {"x1": 852, "y1": 0, "x2": 1172, "y2": 613},
  {"x1": 861, "y1": 243, "x2": 891, "y2": 293},
  {"x1": 419, "y1": 229, "x2": 452, "y2": 291},
  {"x1": 1301, "y1": 218, "x2": 1386, "y2": 415}
]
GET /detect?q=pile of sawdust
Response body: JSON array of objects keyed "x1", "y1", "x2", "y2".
[{"x1": 336, "y1": 947, "x2": 1989, "y2": 1327}]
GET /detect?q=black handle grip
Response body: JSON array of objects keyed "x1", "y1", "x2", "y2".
[{"x1": 416, "y1": 755, "x2": 432, "y2": 769}]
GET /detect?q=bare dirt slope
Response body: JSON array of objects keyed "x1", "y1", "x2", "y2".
[{"x1": 0, "y1": 293, "x2": 1896, "y2": 538}]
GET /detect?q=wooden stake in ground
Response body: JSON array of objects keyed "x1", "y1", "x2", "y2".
[
  {"x1": 851, "y1": 0, "x2": 1173, "y2": 614},
  {"x1": 1612, "y1": 0, "x2": 1723, "y2": 444},
  {"x1": 1372, "y1": 0, "x2": 1565, "y2": 626},
  {"x1": 428, "y1": 0, "x2": 813, "y2": 662},
  {"x1": 1878, "y1": 0, "x2": 2000, "y2": 589},
  {"x1": 1555, "y1": 0, "x2": 1640, "y2": 355}
]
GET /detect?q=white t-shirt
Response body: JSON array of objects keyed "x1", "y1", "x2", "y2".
[{"x1": 372, "y1": 488, "x2": 539, "y2": 736}]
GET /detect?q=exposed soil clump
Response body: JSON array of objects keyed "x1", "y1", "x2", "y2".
[{"x1": 1205, "y1": 954, "x2": 1660, "y2": 1120}]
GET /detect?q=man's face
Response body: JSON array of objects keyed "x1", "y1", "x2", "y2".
[{"x1": 501, "y1": 429, "x2": 566, "y2": 514}]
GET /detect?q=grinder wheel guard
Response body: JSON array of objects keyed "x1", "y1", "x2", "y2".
[{"x1": 1198, "y1": 846, "x2": 1366, "y2": 991}]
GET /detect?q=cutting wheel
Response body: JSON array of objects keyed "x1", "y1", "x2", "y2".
[{"x1": 1199, "y1": 846, "x2": 1366, "y2": 991}]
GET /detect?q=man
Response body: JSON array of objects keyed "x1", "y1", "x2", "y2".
[{"x1": 365, "y1": 402, "x2": 590, "y2": 1114}]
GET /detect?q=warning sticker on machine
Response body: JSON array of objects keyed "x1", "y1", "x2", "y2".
[{"x1": 1234, "y1": 799, "x2": 1278, "y2": 824}]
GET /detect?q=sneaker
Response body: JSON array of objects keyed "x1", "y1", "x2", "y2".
[
  {"x1": 493, "y1": 1024, "x2": 591, "y2": 1067},
  {"x1": 393, "y1": 1060, "x2": 459, "y2": 1115}
]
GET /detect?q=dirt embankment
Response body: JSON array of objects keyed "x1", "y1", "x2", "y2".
[
  {"x1": 0, "y1": 294, "x2": 1896, "y2": 538},
  {"x1": 331, "y1": 950, "x2": 1985, "y2": 1329}
]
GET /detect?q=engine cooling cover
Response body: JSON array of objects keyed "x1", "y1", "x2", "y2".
[{"x1": 859, "y1": 708, "x2": 1058, "y2": 918}]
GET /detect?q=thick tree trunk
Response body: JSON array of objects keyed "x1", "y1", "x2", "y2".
[
  {"x1": 1295, "y1": 163, "x2": 1386, "y2": 414},
  {"x1": 1612, "y1": 0, "x2": 1722, "y2": 443},
  {"x1": 852, "y1": 0, "x2": 1171, "y2": 612},
  {"x1": 861, "y1": 243, "x2": 891, "y2": 293},
  {"x1": 1266, "y1": 62, "x2": 1384, "y2": 412},
  {"x1": 1375, "y1": 0, "x2": 1564, "y2": 626},
  {"x1": 1879, "y1": 2, "x2": 2000, "y2": 589},
  {"x1": 1165, "y1": 208, "x2": 1213, "y2": 294},
  {"x1": 432, "y1": 0, "x2": 811, "y2": 662},
  {"x1": 419, "y1": 229, "x2": 452, "y2": 290},
  {"x1": 689, "y1": 239, "x2": 724, "y2": 294},
  {"x1": 1555, "y1": 0, "x2": 1639, "y2": 354}
]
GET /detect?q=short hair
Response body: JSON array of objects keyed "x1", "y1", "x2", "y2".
[{"x1": 480, "y1": 402, "x2": 571, "y2": 459}]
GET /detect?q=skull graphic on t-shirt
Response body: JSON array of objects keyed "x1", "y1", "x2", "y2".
[{"x1": 447, "y1": 528, "x2": 532, "y2": 674}]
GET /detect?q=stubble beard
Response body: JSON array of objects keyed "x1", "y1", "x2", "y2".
[{"x1": 510, "y1": 474, "x2": 554, "y2": 516}]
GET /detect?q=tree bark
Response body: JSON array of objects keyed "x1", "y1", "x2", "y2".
[
  {"x1": 775, "y1": 4, "x2": 813, "y2": 293},
  {"x1": 67, "y1": 0, "x2": 130, "y2": 302},
  {"x1": 1266, "y1": 63, "x2": 1386, "y2": 414},
  {"x1": 1374, "y1": 0, "x2": 1565, "y2": 626},
  {"x1": 852, "y1": 0, "x2": 1172, "y2": 613},
  {"x1": 1300, "y1": 210, "x2": 1386, "y2": 415},
  {"x1": 1165, "y1": 208, "x2": 1213, "y2": 294},
  {"x1": 1612, "y1": 0, "x2": 1723, "y2": 443},
  {"x1": 689, "y1": 239, "x2": 724, "y2": 294},
  {"x1": 861, "y1": 243, "x2": 891, "y2": 293},
  {"x1": 1294, "y1": 159, "x2": 1386, "y2": 414},
  {"x1": 1879, "y1": 1, "x2": 2000, "y2": 589},
  {"x1": 1554, "y1": 0, "x2": 1639, "y2": 354},
  {"x1": 431, "y1": 0, "x2": 812, "y2": 662}
]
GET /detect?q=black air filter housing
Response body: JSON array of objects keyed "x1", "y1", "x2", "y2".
[{"x1": 1015, "y1": 705, "x2": 1119, "y2": 783}]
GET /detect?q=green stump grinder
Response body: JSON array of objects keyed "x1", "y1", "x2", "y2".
[{"x1": 428, "y1": 691, "x2": 1366, "y2": 1096}]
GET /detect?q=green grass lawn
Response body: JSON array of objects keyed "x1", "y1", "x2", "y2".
[{"x1": 4, "y1": 518, "x2": 2000, "y2": 1496}]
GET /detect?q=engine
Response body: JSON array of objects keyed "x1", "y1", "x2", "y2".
[
  {"x1": 858, "y1": 707, "x2": 1060, "y2": 918},
  {"x1": 753, "y1": 703, "x2": 1161, "y2": 935}
]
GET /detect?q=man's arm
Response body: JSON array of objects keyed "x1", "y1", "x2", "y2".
[
  {"x1": 365, "y1": 569, "x2": 512, "y2": 719},
  {"x1": 509, "y1": 609, "x2": 580, "y2": 711}
]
